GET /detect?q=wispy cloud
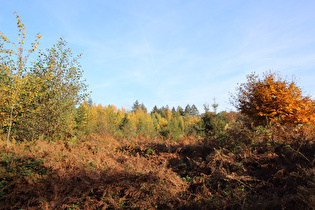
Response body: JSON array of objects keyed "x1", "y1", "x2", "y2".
[{"x1": 2, "y1": 0, "x2": 314, "y2": 112}]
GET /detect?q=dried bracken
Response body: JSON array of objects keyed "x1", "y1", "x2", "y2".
[{"x1": 1, "y1": 126, "x2": 314, "y2": 209}]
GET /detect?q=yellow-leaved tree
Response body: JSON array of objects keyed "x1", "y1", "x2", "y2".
[
  {"x1": 0, "y1": 13, "x2": 88, "y2": 143},
  {"x1": 0, "y1": 13, "x2": 41, "y2": 144}
]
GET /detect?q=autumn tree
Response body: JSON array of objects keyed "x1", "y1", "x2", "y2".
[
  {"x1": 153, "y1": 111, "x2": 169, "y2": 138},
  {"x1": 231, "y1": 71, "x2": 315, "y2": 129},
  {"x1": 168, "y1": 111, "x2": 184, "y2": 140},
  {"x1": 0, "y1": 13, "x2": 41, "y2": 143},
  {"x1": 122, "y1": 108, "x2": 155, "y2": 139},
  {"x1": 18, "y1": 38, "x2": 88, "y2": 139},
  {"x1": 75, "y1": 101, "x2": 91, "y2": 134},
  {"x1": 0, "y1": 13, "x2": 88, "y2": 141}
]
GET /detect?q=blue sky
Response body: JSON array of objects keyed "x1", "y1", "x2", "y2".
[{"x1": 1, "y1": 0, "x2": 315, "y2": 113}]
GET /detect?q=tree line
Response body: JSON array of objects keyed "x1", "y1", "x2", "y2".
[
  {"x1": 74, "y1": 99, "x2": 235, "y2": 140},
  {"x1": 1, "y1": 14, "x2": 314, "y2": 144}
]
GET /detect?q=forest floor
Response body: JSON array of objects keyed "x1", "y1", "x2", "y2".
[{"x1": 0, "y1": 129, "x2": 314, "y2": 209}]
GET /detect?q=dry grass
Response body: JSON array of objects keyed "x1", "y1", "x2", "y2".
[{"x1": 0, "y1": 126, "x2": 314, "y2": 209}]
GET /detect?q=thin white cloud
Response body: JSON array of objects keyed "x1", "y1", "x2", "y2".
[{"x1": 2, "y1": 0, "x2": 315, "y2": 112}]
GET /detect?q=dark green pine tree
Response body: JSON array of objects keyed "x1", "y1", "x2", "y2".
[
  {"x1": 184, "y1": 104, "x2": 191, "y2": 116},
  {"x1": 132, "y1": 100, "x2": 140, "y2": 112},
  {"x1": 177, "y1": 106, "x2": 184, "y2": 117},
  {"x1": 151, "y1": 105, "x2": 159, "y2": 114},
  {"x1": 190, "y1": 104, "x2": 199, "y2": 117},
  {"x1": 140, "y1": 102, "x2": 147, "y2": 113},
  {"x1": 203, "y1": 103, "x2": 210, "y2": 113},
  {"x1": 212, "y1": 97, "x2": 219, "y2": 114}
]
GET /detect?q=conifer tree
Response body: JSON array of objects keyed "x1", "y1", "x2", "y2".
[
  {"x1": 151, "y1": 105, "x2": 158, "y2": 114},
  {"x1": 132, "y1": 100, "x2": 140, "y2": 112},
  {"x1": 140, "y1": 102, "x2": 147, "y2": 113},
  {"x1": 203, "y1": 103, "x2": 210, "y2": 113},
  {"x1": 212, "y1": 97, "x2": 219, "y2": 114},
  {"x1": 184, "y1": 104, "x2": 191, "y2": 116},
  {"x1": 177, "y1": 106, "x2": 185, "y2": 117},
  {"x1": 190, "y1": 104, "x2": 199, "y2": 117}
]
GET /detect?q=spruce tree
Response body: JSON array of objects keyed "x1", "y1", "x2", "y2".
[
  {"x1": 177, "y1": 106, "x2": 184, "y2": 117},
  {"x1": 190, "y1": 104, "x2": 199, "y2": 117},
  {"x1": 184, "y1": 104, "x2": 191, "y2": 116}
]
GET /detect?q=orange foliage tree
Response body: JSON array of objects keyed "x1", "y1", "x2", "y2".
[{"x1": 231, "y1": 71, "x2": 315, "y2": 129}]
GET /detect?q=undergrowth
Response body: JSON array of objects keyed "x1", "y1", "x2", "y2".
[{"x1": 0, "y1": 126, "x2": 314, "y2": 209}]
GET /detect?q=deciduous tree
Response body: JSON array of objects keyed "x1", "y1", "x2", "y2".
[
  {"x1": 0, "y1": 13, "x2": 41, "y2": 143},
  {"x1": 0, "y1": 13, "x2": 88, "y2": 141},
  {"x1": 231, "y1": 71, "x2": 315, "y2": 129}
]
